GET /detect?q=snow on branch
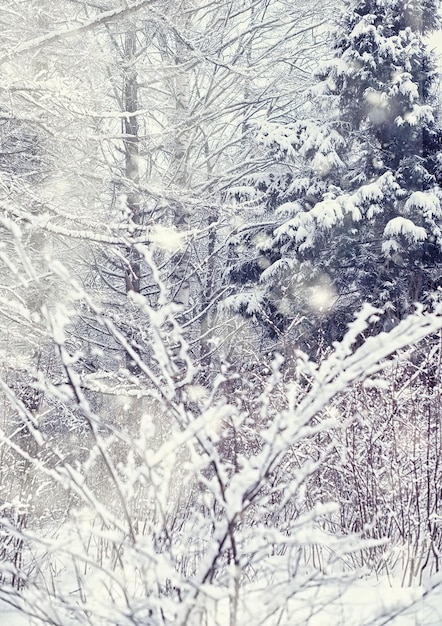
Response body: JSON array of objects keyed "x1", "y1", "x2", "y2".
[
  {"x1": 383, "y1": 216, "x2": 427, "y2": 243},
  {"x1": 0, "y1": 1, "x2": 156, "y2": 66}
]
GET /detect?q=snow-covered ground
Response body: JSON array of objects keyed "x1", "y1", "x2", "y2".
[
  {"x1": 288, "y1": 580, "x2": 442, "y2": 626},
  {"x1": 0, "y1": 601, "x2": 30, "y2": 626},
  {"x1": 2, "y1": 577, "x2": 441, "y2": 626}
]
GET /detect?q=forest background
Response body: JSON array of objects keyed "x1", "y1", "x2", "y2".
[{"x1": 1, "y1": 0, "x2": 442, "y2": 624}]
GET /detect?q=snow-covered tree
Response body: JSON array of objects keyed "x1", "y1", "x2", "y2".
[{"x1": 227, "y1": 0, "x2": 442, "y2": 354}]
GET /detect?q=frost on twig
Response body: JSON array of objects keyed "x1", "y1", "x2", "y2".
[{"x1": 1, "y1": 245, "x2": 442, "y2": 625}]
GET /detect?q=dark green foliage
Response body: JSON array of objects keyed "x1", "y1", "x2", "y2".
[
  {"x1": 320, "y1": 0, "x2": 441, "y2": 188},
  {"x1": 226, "y1": 0, "x2": 442, "y2": 354}
]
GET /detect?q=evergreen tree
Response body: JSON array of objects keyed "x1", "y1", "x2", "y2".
[{"x1": 226, "y1": 0, "x2": 442, "y2": 354}]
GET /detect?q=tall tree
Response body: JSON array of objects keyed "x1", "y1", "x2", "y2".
[
  {"x1": 227, "y1": 0, "x2": 442, "y2": 354},
  {"x1": 64, "y1": 0, "x2": 335, "y2": 377}
]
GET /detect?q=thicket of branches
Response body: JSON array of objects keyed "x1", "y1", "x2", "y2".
[{"x1": 1, "y1": 1, "x2": 442, "y2": 625}]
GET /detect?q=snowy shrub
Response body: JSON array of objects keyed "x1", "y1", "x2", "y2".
[{"x1": 2, "y1": 238, "x2": 442, "y2": 625}]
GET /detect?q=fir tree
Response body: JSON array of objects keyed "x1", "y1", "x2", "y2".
[{"x1": 226, "y1": 0, "x2": 442, "y2": 353}]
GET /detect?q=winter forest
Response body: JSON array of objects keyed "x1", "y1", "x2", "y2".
[{"x1": 2, "y1": 0, "x2": 442, "y2": 624}]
